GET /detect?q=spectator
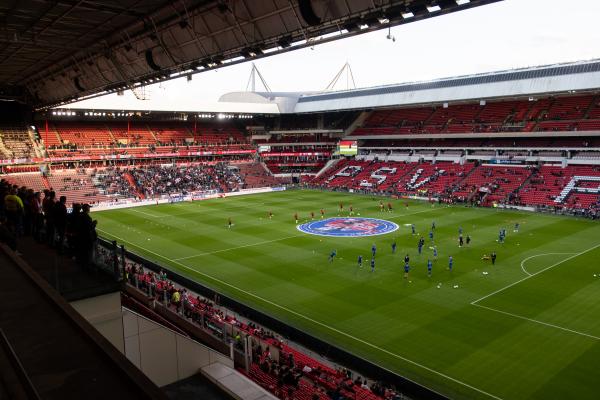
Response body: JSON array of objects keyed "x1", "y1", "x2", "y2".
[
  {"x1": 53, "y1": 196, "x2": 68, "y2": 250},
  {"x1": 76, "y1": 203, "x2": 97, "y2": 270},
  {"x1": 4, "y1": 187, "x2": 24, "y2": 235},
  {"x1": 30, "y1": 191, "x2": 43, "y2": 242}
]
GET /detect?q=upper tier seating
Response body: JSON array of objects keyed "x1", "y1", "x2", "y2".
[
  {"x1": 351, "y1": 94, "x2": 600, "y2": 136},
  {"x1": 254, "y1": 135, "x2": 338, "y2": 144},
  {"x1": 0, "y1": 126, "x2": 37, "y2": 159},
  {"x1": 109, "y1": 123, "x2": 156, "y2": 146},
  {"x1": 53, "y1": 122, "x2": 114, "y2": 146}
]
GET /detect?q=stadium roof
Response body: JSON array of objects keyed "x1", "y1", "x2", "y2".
[
  {"x1": 0, "y1": 0, "x2": 500, "y2": 108},
  {"x1": 218, "y1": 58, "x2": 600, "y2": 113}
]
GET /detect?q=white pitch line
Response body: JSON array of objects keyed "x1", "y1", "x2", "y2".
[
  {"x1": 471, "y1": 242, "x2": 600, "y2": 305},
  {"x1": 519, "y1": 253, "x2": 574, "y2": 276},
  {"x1": 472, "y1": 303, "x2": 600, "y2": 341},
  {"x1": 96, "y1": 228, "x2": 503, "y2": 400},
  {"x1": 130, "y1": 208, "x2": 165, "y2": 218},
  {"x1": 173, "y1": 234, "x2": 303, "y2": 261}
]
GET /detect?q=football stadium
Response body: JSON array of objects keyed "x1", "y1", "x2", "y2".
[{"x1": 0, "y1": 1, "x2": 599, "y2": 400}]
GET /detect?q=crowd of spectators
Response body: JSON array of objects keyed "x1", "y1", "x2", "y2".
[
  {"x1": 0, "y1": 179, "x2": 98, "y2": 267},
  {"x1": 127, "y1": 163, "x2": 245, "y2": 197},
  {"x1": 95, "y1": 167, "x2": 138, "y2": 198}
]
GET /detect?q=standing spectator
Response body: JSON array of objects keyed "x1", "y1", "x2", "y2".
[
  {"x1": 43, "y1": 190, "x2": 56, "y2": 244},
  {"x1": 30, "y1": 192, "x2": 44, "y2": 242},
  {"x1": 4, "y1": 187, "x2": 24, "y2": 235},
  {"x1": 53, "y1": 196, "x2": 68, "y2": 251},
  {"x1": 77, "y1": 204, "x2": 97, "y2": 270}
]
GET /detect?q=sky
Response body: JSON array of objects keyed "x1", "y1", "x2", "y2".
[{"x1": 70, "y1": 0, "x2": 600, "y2": 111}]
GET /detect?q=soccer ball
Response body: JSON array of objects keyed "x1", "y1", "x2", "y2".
[{"x1": 357, "y1": 213, "x2": 360, "y2": 216}]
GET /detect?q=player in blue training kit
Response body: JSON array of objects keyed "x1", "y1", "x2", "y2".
[
  {"x1": 418, "y1": 237, "x2": 424, "y2": 254},
  {"x1": 429, "y1": 230, "x2": 434, "y2": 241},
  {"x1": 514, "y1": 223, "x2": 520, "y2": 232},
  {"x1": 329, "y1": 249, "x2": 337, "y2": 263},
  {"x1": 371, "y1": 244, "x2": 377, "y2": 257},
  {"x1": 357, "y1": 255, "x2": 363, "y2": 268},
  {"x1": 370, "y1": 257, "x2": 375, "y2": 272},
  {"x1": 448, "y1": 255, "x2": 453, "y2": 271},
  {"x1": 404, "y1": 262, "x2": 410, "y2": 279},
  {"x1": 433, "y1": 246, "x2": 438, "y2": 259},
  {"x1": 431, "y1": 221, "x2": 436, "y2": 231},
  {"x1": 498, "y1": 229, "x2": 504, "y2": 243},
  {"x1": 391, "y1": 241, "x2": 397, "y2": 254},
  {"x1": 427, "y1": 259, "x2": 433, "y2": 277},
  {"x1": 458, "y1": 226, "x2": 463, "y2": 235},
  {"x1": 411, "y1": 224, "x2": 416, "y2": 235}
]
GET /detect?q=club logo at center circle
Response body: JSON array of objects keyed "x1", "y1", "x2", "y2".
[{"x1": 297, "y1": 217, "x2": 399, "y2": 237}]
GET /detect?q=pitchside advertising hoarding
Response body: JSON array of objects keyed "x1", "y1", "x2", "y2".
[{"x1": 338, "y1": 140, "x2": 357, "y2": 156}]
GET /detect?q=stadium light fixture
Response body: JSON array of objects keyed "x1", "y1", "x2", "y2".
[
  {"x1": 426, "y1": 5, "x2": 441, "y2": 12},
  {"x1": 455, "y1": 0, "x2": 470, "y2": 5},
  {"x1": 401, "y1": 11, "x2": 414, "y2": 18}
]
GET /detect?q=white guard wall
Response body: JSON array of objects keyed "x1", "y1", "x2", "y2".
[
  {"x1": 122, "y1": 307, "x2": 234, "y2": 387},
  {"x1": 70, "y1": 292, "x2": 125, "y2": 354}
]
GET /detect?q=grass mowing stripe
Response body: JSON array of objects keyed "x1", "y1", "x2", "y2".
[
  {"x1": 96, "y1": 227, "x2": 504, "y2": 400},
  {"x1": 173, "y1": 234, "x2": 304, "y2": 260},
  {"x1": 471, "y1": 243, "x2": 600, "y2": 305},
  {"x1": 471, "y1": 303, "x2": 600, "y2": 341}
]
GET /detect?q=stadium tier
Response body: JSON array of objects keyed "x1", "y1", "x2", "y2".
[
  {"x1": 312, "y1": 159, "x2": 600, "y2": 211},
  {"x1": 352, "y1": 94, "x2": 600, "y2": 136},
  {"x1": 2, "y1": 162, "x2": 277, "y2": 206}
]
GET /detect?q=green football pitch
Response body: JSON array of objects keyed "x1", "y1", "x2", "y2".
[{"x1": 94, "y1": 189, "x2": 600, "y2": 400}]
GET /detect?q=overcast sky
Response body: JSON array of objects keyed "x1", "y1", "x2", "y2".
[{"x1": 70, "y1": 0, "x2": 600, "y2": 111}]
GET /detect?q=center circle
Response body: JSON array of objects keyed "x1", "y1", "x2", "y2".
[{"x1": 297, "y1": 217, "x2": 399, "y2": 237}]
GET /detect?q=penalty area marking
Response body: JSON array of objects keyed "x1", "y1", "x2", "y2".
[
  {"x1": 472, "y1": 242, "x2": 600, "y2": 305},
  {"x1": 96, "y1": 227, "x2": 503, "y2": 400},
  {"x1": 519, "y1": 253, "x2": 575, "y2": 276},
  {"x1": 471, "y1": 243, "x2": 600, "y2": 341}
]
